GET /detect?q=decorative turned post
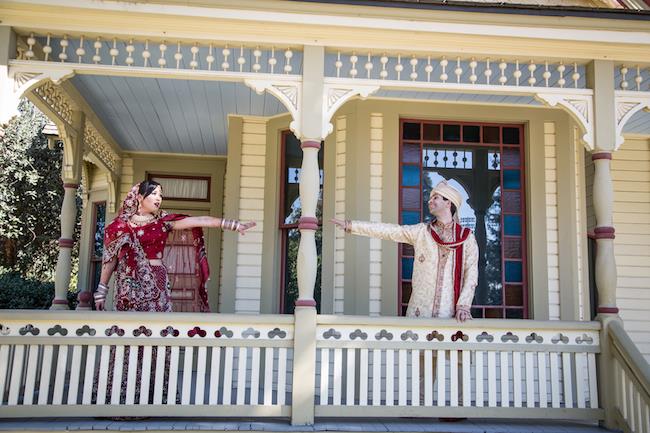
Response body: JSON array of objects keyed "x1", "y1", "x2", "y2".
[
  {"x1": 290, "y1": 45, "x2": 325, "y2": 427},
  {"x1": 51, "y1": 112, "x2": 84, "y2": 310},
  {"x1": 296, "y1": 139, "x2": 320, "y2": 308},
  {"x1": 592, "y1": 152, "x2": 618, "y2": 316},
  {"x1": 51, "y1": 183, "x2": 78, "y2": 309},
  {"x1": 586, "y1": 60, "x2": 621, "y2": 431}
]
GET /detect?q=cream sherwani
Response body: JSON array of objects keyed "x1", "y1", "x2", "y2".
[{"x1": 351, "y1": 221, "x2": 479, "y2": 319}]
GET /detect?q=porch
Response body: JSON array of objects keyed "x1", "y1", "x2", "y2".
[{"x1": 1, "y1": 1, "x2": 650, "y2": 431}]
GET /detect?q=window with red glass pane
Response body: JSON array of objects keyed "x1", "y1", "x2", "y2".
[{"x1": 399, "y1": 120, "x2": 528, "y2": 318}]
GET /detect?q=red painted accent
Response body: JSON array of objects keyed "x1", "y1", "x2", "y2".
[
  {"x1": 298, "y1": 216, "x2": 319, "y2": 230},
  {"x1": 301, "y1": 140, "x2": 321, "y2": 149},
  {"x1": 429, "y1": 224, "x2": 469, "y2": 306},
  {"x1": 63, "y1": 183, "x2": 79, "y2": 189},
  {"x1": 591, "y1": 152, "x2": 612, "y2": 161},
  {"x1": 58, "y1": 238, "x2": 74, "y2": 248},
  {"x1": 52, "y1": 299, "x2": 69, "y2": 305},
  {"x1": 295, "y1": 299, "x2": 317, "y2": 307},
  {"x1": 594, "y1": 226, "x2": 616, "y2": 239},
  {"x1": 597, "y1": 306, "x2": 619, "y2": 314}
]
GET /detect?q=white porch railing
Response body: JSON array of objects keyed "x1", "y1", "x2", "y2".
[
  {"x1": 315, "y1": 316, "x2": 602, "y2": 420},
  {"x1": 0, "y1": 311, "x2": 605, "y2": 423},
  {"x1": 609, "y1": 320, "x2": 650, "y2": 433},
  {"x1": 0, "y1": 312, "x2": 294, "y2": 417}
]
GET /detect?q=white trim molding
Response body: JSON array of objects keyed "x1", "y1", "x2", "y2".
[
  {"x1": 614, "y1": 91, "x2": 650, "y2": 150},
  {"x1": 535, "y1": 93, "x2": 594, "y2": 150},
  {"x1": 322, "y1": 80, "x2": 379, "y2": 138},
  {"x1": 1, "y1": 65, "x2": 74, "y2": 126},
  {"x1": 245, "y1": 78, "x2": 302, "y2": 138}
]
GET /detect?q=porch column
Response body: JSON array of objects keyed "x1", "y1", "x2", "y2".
[
  {"x1": 587, "y1": 60, "x2": 621, "y2": 430},
  {"x1": 51, "y1": 112, "x2": 84, "y2": 309},
  {"x1": 0, "y1": 26, "x2": 18, "y2": 136},
  {"x1": 291, "y1": 45, "x2": 325, "y2": 426}
]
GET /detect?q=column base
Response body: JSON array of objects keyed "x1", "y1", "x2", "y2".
[
  {"x1": 76, "y1": 291, "x2": 93, "y2": 310},
  {"x1": 50, "y1": 299, "x2": 70, "y2": 310}
]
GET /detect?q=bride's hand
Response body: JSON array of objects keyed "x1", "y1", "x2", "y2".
[{"x1": 237, "y1": 220, "x2": 256, "y2": 235}]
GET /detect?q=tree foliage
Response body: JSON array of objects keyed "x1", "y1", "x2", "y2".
[{"x1": 0, "y1": 99, "x2": 80, "y2": 285}]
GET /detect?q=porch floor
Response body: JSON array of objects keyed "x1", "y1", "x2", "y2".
[{"x1": 0, "y1": 418, "x2": 615, "y2": 433}]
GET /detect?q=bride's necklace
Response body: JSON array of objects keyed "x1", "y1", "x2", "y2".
[{"x1": 129, "y1": 212, "x2": 155, "y2": 227}]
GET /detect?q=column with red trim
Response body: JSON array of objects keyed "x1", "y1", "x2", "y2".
[{"x1": 51, "y1": 111, "x2": 84, "y2": 309}]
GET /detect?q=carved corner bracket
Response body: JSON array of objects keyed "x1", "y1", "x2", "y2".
[
  {"x1": 322, "y1": 83, "x2": 380, "y2": 138},
  {"x1": 614, "y1": 91, "x2": 650, "y2": 150},
  {"x1": 1, "y1": 67, "x2": 76, "y2": 126},
  {"x1": 244, "y1": 79, "x2": 302, "y2": 137},
  {"x1": 535, "y1": 93, "x2": 594, "y2": 150}
]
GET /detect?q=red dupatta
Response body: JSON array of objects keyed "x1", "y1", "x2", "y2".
[{"x1": 429, "y1": 223, "x2": 471, "y2": 305}]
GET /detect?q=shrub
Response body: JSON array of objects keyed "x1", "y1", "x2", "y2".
[{"x1": 0, "y1": 270, "x2": 54, "y2": 309}]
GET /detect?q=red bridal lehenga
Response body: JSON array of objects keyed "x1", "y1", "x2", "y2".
[{"x1": 94, "y1": 184, "x2": 210, "y2": 404}]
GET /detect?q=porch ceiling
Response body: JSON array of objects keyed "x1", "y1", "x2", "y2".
[{"x1": 70, "y1": 75, "x2": 288, "y2": 155}]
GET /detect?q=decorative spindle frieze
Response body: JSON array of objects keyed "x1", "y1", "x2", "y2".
[
  {"x1": 20, "y1": 33, "x2": 301, "y2": 76},
  {"x1": 32, "y1": 81, "x2": 75, "y2": 126},
  {"x1": 84, "y1": 121, "x2": 120, "y2": 173},
  {"x1": 616, "y1": 63, "x2": 649, "y2": 91},
  {"x1": 326, "y1": 51, "x2": 590, "y2": 90}
]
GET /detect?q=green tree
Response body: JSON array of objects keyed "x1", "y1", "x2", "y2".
[{"x1": 0, "y1": 99, "x2": 81, "y2": 297}]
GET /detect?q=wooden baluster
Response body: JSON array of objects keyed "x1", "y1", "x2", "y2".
[
  {"x1": 277, "y1": 347, "x2": 287, "y2": 405},
  {"x1": 333, "y1": 348, "x2": 343, "y2": 405},
  {"x1": 320, "y1": 348, "x2": 330, "y2": 405},
  {"x1": 249, "y1": 347, "x2": 260, "y2": 405},
  {"x1": 411, "y1": 349, "x2": 420, "y2": 406},
  {"x1": 208, "y1": 347, "x2": 221, "y2": 405},
  {"x1": 222, "y1": 346, "x2": 233, "y2": 405},
  {"x1": 139, "y1": 346, "x2": 153, "y2": 405},
  {"x1": 236, "y1": 347, "x2": 247, "y2": 405},
  {"x1": 183, "y1": 346, "x2": 195, "y2": 405},
  {"x1": 359, "y1": 349, "x2": 369, "y2": 406},
  {"x1": 67, "y1": 345, "x2": 83, "y2": 404},
  {"x1": 385, "y1": 349, "x2": 394, "y2": 405},
  {"x1": 23, "y1": 345, "x2": 39, "y2": 405},
  {"x1": 346, "y1": 348, "x2": 356, "y2": 405},
  {"x1": 372, "y1": 349, "x2": 381, "y2": 405}
]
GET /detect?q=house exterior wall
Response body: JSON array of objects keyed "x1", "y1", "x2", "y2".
[
  {"x1": 613, "y1": 136, "x2": 650, "y2": 362},
  {"x1": 585, "y1": 135, "x2": 650, "y2": 362},
  {"x1": 218, "y1": 98, "x2": 591, "y2": 320}
]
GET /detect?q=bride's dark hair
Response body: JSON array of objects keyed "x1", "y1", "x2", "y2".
[{"x1": 138, "y1": 179, "x2": 162, "y2": 199}]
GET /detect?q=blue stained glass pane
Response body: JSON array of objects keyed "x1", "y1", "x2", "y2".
[
  {"x1": 504, "y1": 215, "x2": 522, "y2": 236},
  {"x1": 402, "y1": 258, "x2": 414, "y2": 280},
  {"x1": 505, "y1": 261, "x2": 523, "y2": 283},
  {"x1": 503, "y1": 170, "x2": 521, "y2": 189},
  {"x1": 402, "y1": 165, "x2": 420, "y2": 187},
  {"x1": 402, "y1": 211, "x2": 420, "y2": 225}
]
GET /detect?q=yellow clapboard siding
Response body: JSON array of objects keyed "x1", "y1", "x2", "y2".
[
  {"x1": 618, "y1": 276, "x2": 650, "y2": 288},
  {"x1": 615, "y1": 223, "x2": 650, "y2": 234},
  {"x1": 614, "y1": 212, "x2": 650, "y2": 224},
  {"x1": 614, "y1": 244, "x2": 650, "y2": 256},
  {"x1": 614, "y1": 181, "x2": 650, "y2": 192},
  {"x1": 618, "y1": 139, "x2": 650, "y2": 151},
  {"x1": 617, "y1": 266, "x2": 650, "y2": 278},
  {"x1": 612, "y1": 171, "x2": 650, "y2": 182},
  {"x1": 612, "y1": 160, "x2": 648, "y2": 171},
  {"x1": 613, "y1": 191, "x2": 650, "y2": 203},
  {"x1": 615, "y1": 233, "x2": 650, "y2": 245},
  {"x1": 617, "y1": 255, "x2": 650, "y2": 266},
  {"x1": 614, "y1": 150, "x2": 650, "y2": 161}
]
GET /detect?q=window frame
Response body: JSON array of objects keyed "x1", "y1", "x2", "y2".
[{"x1": 398, "y1": 118, "x2": 529, "y2": 319}]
